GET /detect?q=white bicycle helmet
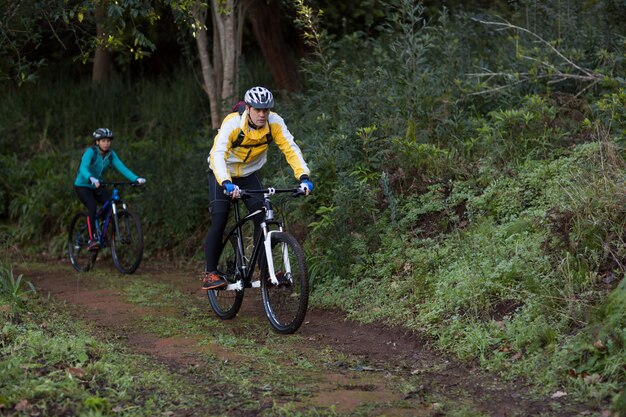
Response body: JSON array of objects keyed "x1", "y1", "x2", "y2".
[
  {"x1": 244, "y1": 86, "x2": 274, "y2": 109},
  {"x1": 93, "y1": 128, "x2": 113, "y2": 140}
]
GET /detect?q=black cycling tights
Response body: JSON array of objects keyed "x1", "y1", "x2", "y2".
[
  {"x1": 204, "y1": 209, "x2": 266, "y2": 273},
  {"x1": 204, "y1": 172, "x2": 264, "y2": 273},
  {"x1": 74, "y1": 185, "x2": 111, "y2": 240},
  {"x1": 204, "y1": 211, "x2": 229, "y2": 272}
]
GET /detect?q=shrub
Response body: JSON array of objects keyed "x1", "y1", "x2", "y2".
[{"x1": 0, "y1": 265, "x2": 36, "y2": 306}]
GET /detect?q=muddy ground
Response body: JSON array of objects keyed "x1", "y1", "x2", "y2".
[{"x1": 19, "y1": 260, "x2": 601, "y2": 417}]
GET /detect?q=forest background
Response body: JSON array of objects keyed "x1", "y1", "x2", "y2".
[{"x1": 1, "y1": 0, "x2": 626, "y2": 414}]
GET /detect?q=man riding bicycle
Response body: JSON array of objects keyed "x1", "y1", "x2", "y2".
[
  {"x1": 203, "y1": 86, "x2": 313, "y2": 290},
  {"x1": 73, "y1": 128, "x2": 146, "y2": 251}
]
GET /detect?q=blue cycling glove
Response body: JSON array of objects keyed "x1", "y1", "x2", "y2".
[
  {"x1": 299, "y1": 176, "x2": 314, "y2": 194},
  {"x1": 222, "y1": 180, "x2": 240, "y2": 196}
]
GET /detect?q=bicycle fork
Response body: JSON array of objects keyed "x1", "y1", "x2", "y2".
[
  {"x1": 262, "y1": 225, "x2": 292, "y2": 286},
  {"x1": 260, "y1": 193, "x2": 292, "y2": 286},
  {"x1": 111, "y1": 190, "x2": 128, "y2": 233}
]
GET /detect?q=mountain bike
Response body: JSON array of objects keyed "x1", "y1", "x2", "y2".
[
  {"x1": 207, "y1": 187, "x2": 309, "y2": 334},
  {"x1": 68, "y1": 181, "x2": 144, "y2": 274}
]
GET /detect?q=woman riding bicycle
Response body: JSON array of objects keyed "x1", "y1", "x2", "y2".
[
  {"x1": 73, "y1": 128, "x2": 146, "y2": 251},
  {"x1": 204, "y1": 86, "x2": 313, "y2": 290}
]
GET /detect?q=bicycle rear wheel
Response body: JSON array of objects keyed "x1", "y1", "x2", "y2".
[
  {"x1": 111, "y1": 209, "x2": 143, "y2": 274},
  {"x1": 68, "y1": 212, "x2": 97, "y2": 272},
  {"x1": 208, "y1": 236, "x2": 244, "y2": 319},
  {"x1": 260, "y1": 232, "x2": 309, "y2": 334}
]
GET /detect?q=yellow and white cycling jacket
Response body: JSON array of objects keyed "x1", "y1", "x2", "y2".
[{"x1": 208, "y1": 110, "x2": 310, "y2": 186}]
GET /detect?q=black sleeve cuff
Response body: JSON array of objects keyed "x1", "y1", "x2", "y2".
[{"x1": 299, "y1": 175, "x2": 309, "y2": 181}]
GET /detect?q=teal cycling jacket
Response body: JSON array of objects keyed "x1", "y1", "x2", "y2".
[{"x1": 74, "y1": 146, "x2": 138, "y2": 188}]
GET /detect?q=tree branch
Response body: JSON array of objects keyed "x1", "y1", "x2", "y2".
[
  {"x1": 467, "y1": 16, "x2": 605, "y2": 95},
  {"x1": 472, "y1": 17, "x2": 599, "y2": 77}
]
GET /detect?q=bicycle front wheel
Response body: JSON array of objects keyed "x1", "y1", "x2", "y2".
[
  {"x1": 260, "y1": 232, "x2": 309, "y2": 334},
  {"x1": 68, "y1": 212, "x2": 97, "y2": 272},
  {"x1": 111, "y1": 209, "x2": 143, "y2": 274},
  {"x1": 208, "y1": 236, "x2": 244, "y2": 319}
]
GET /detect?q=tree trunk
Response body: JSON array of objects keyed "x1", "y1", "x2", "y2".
[
  {"x1": 248, "y1": 0, "x2": 300, "y2": 92},
  {"x1": 187, "y1": 0, "x2": 244, "y2": 128},
  {"x1": 92, "y1": 1, "x2": 114, "y2": 83},
  {"x1": 186, "y1": 0, "x2": 298, "y2": 126},
  {"x1": 196, "y1": 25, "x2": 221, "y2": 128},
  {"x1": 212, "y1": 0, "x2": 240, "y2": 115}
]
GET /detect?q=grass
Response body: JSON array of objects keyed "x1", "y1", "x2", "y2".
[
  {"x1": 0, "y1": 267, "x2": 331, "y2": 415},
  {"x1": 0, "y1": 265, "x2": 35, "y2": 305},
  {"x1": 1, "y1": 261, "x2": 523, "y2": 416},
  {"x1": 308, "y1": 142, "x2": 626, "y2": 413},
  {"x1": 2, "y1": 2, "x2": 625, "y2": 414},
  {"x1": 114, "y1": 273, "x2": 334, "y2": 402},
  {"x1": 0, "y1": 293, "x2": 215, "y2": 416}
]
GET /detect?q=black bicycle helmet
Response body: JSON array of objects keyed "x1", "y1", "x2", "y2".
[
  {"x1": 93, "y1": 128, "x2": 113, "y2": 140},
  {"x1": 244, "y1": 86, "x2": 274, "y2": 109}
]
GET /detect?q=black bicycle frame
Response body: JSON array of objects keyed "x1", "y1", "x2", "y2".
[{"x1": 222, "y1": 193, "x2": 283, "y2": 286}]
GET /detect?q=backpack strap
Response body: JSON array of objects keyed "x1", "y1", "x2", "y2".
[
  {"x1": 231, "y1": 126, "x2": 273, "y2": 149},
  {"x1": 76, "y1": 146, "x2": 99, "y2": 175},
  {"x1": 228, "y1": 103, "x2": 273, "y2": 149},
  {"x1": 91, "y1": 146, "x2": 98, "y2": 166}
]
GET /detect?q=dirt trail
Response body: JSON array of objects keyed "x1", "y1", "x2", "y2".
[{"x1": 22, "y1": 261, "x2": 592, "y2": 416}]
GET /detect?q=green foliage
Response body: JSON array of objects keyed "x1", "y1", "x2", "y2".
[
  {"x1": 613, "y1": 389, "x2": 626, "y2": 417},
  {"x1": 0, "y1": 0, "x2": 53, "y2": 84},
  {"x1": 2, "y1": 152, "x2": 78, "y2": 247},
  {"x1": 550, "y1": 279, "x2": 626, "y2": 406},
  {"x1": 472, "y1": 95, "x2": 567, "y2": 165},
  {"x1": 1, "y1": 70, "x2": 210, "y2": 258},
  {"x1": 0, "y1": 287, "x2": 214, "y2": 416},
  {"x1": 462, "y1": 0, "x2": 626, "y2": 97},
  {"x1": 310, "y1": 137, "x2": 626, "y2": 404},
  {"x1": 590, "y1": 88, "x2": 626, "y2": 152},
  {"x1": 0, "y1": 0, "x2": 161, "y2": 84},
  {"x1": 0, "y1": 265, "x2": 36, "y2": 306},
  {"x1": 293, "y1": 7, "x2": 625, "y2": 406},
  {"x1": 5, "y1": 0, "x2": 626, "y2": 409}
]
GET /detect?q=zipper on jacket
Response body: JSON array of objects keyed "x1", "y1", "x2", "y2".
[{"x1": 242, "y1": 149, "x2": 252, "y2": 163}]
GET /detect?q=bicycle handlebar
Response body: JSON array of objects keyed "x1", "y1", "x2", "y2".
[
  {"x1": 241, "y1": 188, "x2": 297, "y2": 194},
  {"x1": 99, "y1": 181, "x2": 143, "y2": 187},
  {"x1": 235, "y1": 187, "x2": 306, "y2": 199}
]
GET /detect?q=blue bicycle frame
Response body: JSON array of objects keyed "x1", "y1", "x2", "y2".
[{"x1": 94, "y1": 187, "x2": 127, "y2": 247}]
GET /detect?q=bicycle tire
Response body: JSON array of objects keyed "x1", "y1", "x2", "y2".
[
  {"x1": 68, "y1": 212, "x2": 97, "y2": 272},
  {"x1": 260, "y1": 232, "x2": 309, "y2": 334},
  {"x1": 111, "y1": 209, "x2": 143, "y2": 274},
  {"x1": 208, "y1": 236, "x2": 244, "y2": 319}
]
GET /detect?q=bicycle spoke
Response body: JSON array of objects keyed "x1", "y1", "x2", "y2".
[
  {"x1": 68, "y1": 212, "x2": 97, "y2": 272},
  {"x1": 111, "y1": 210, "x2": 143, "y2": 274},
  {"x1": 208, "y1": 236, "x2": 244, "y2": 319},
  {"x1": 261, "y1": 232, "x2": 309, "y2": 334}
]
